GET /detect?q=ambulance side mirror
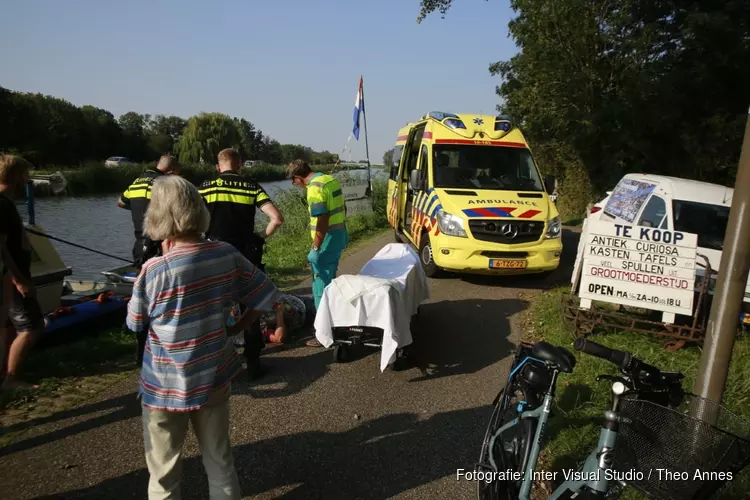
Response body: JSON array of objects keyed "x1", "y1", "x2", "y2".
[
  {"x1": 409, "y1": 170, "x2": 422, "y2": 191},
  {"x1": 544, "y1": 175, "x2": 556, "y2": 195}
]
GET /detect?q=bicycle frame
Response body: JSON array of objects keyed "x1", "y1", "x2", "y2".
[{"x1": 486, "y1": 364, "x2": 620, "y2": 500}]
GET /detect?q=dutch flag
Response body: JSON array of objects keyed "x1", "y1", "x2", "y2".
[{"x1": 352, "y1": 76, "x2": 364, "y2": 141}]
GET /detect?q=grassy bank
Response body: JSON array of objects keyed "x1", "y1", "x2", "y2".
[
  {"x1": 524, "y1": 287, "x2": 750, "y2": 499},
  {"x1": 0, "y1": 328, "x2": 137, "y2": 446},
  {"x1": 32, "y1": 161, "x2": 341, "y2": 197},
  {"x1": 261, "y1": 175, "x2": 389, "y2": 287},
  {"x1": 0, "y1": 177, "x2": 390, "y2": 432}
]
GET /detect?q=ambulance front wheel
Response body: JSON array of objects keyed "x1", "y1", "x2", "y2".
[{"x1": 419, "y1": 236, "x2": 440, "y2": 278}]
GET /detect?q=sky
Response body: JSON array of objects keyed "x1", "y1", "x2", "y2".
[{"x1": 0, "y1": 0, "x2": 519, "y2": 163}]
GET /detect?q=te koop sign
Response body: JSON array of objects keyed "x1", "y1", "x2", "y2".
[{"x1": 578, "y1": 219, "x2": 699, "y2": 316}]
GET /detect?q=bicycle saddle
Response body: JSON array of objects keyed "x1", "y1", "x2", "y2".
[{"x1": 532, "y1": 342, "x2": 576, "y2": 373}]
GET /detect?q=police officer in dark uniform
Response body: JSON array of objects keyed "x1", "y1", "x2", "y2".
[
  {"x1": 118, "y1": 154, "x2": 182, "y2": 267},
  {"x1": 117, "y1": 154, "x2": 181, "y2": 363},
  {"x1": 199, "y1": 148, "x2": 284, "y2": 380}
]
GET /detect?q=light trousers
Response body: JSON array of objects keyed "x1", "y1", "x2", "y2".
[{"x1": 142, "y1": 386, "x2": 240, "y2": 500}]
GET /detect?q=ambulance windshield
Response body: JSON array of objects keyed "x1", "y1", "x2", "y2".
[{"x1": 432, "y1": 144, "x2": 544, "y2": 191}]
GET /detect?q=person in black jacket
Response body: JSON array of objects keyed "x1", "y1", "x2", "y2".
[
  {"x1": 118, "y1": 154, "x2": 181, "y2": 363},
  {"x1": 199, "y1": 148, "x2": 284, "y2": 380},
  {"x1": 117, "y1": 154, "x2": 182, "y2": 267}
]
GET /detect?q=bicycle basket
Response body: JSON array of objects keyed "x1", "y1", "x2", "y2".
[{"x1": 613, "y1": 394, "x2": 750, "y2": 500}]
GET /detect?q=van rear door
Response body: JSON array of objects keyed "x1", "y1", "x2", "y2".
[
  {"x1": 399, "y1": 124, "x2": 425, "y2": 237},
  {"x1": 387, "y1": 145, "x2": 404, "y2": 229}
]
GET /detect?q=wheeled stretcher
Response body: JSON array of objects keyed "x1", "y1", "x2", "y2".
[{"x1": 313, "y1": 243, "x2": 430, "y2": 371}]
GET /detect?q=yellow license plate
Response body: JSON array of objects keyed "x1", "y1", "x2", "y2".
[{"x1": 489, "y1": 259, "x2": 528, "y2": 269}]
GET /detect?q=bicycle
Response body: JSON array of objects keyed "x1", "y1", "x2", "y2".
[{"x1": 476, "y1": 338, "x2": 750, "y2": 500}]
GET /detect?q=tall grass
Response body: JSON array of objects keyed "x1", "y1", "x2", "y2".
[
  {"x1": 32, "y1": 161, "x2": 339, "y2": 197},
  {"x1": 527, "y1": 287, "x2": 750, "y2": 499},
  {"x1": 260, "y1": 176, "x2": 389, "y2": 286}
]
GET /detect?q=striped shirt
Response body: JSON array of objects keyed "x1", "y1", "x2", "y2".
[{"x1": 126, "y1": 240, "x2": 279, "y2": 411}]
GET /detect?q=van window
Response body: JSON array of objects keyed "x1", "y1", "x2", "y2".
[
  {"x1": 637, "y1": 195, "x2": 668, "y2": 228},
  {"x1": 389, "y1": 145, "x2": 404, "y2": 181},
  {"x1": 418, "y1": 145, "x2": 428, "y2": 189},
  {"x1": 404, "y1": 127, "x2": 425, "y2": 182},
  {"x1": 672, "y1": 200, "x2": 729, "y2": 251},
  {"x1": 603, "y1": 179, "x2": 657, "y2": 223},
  {"x1": 431, "y1": 144, "x2": 543, "y2": 191}
]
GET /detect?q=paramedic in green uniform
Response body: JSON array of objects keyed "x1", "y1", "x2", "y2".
[{"x1": 286, "y1": 159, "x2": 348, "y2": 320}]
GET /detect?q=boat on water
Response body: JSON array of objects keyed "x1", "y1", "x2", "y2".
[
  {"x1": 63, "y1": 264, "x2": 137, "y2": 298},
  {"x1": 18, "y1": 175, "x2": 132, "y2": 348}
]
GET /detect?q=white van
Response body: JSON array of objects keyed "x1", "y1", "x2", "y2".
[{"x1": 586, "y1": 173, "x2": 748, "y2": 311}]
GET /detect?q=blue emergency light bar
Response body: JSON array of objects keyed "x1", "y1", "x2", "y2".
[
  {"x1": 445, "y1": 118, "x2": 466, "y2": 129},
  {"x1": 495, "y1": 115, "x2": 512, "y2": 132},
  {"x1": 425, "y1": 111, "x2": 459, "y2": 121}
]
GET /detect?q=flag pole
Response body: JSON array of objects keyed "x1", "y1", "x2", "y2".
[{"x1": 360, "y1": 75, "x2": 373, "y2": 201}]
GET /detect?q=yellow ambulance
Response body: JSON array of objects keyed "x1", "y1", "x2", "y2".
[{"x1": 386, "y1": 111, "x2": 562, "y2": 277}]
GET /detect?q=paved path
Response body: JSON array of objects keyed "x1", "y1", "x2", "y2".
[{"x1": 0, "y1": 229, "x2": 580, "y2": 500}]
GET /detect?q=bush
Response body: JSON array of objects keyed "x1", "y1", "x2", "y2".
[{"x1": 31, "y1": 162, "x2": 340, "y2": 197}]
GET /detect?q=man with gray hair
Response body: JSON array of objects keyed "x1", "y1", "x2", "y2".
[{"x1": 117, "y1": 154, "x2": 182, "y2": 268}]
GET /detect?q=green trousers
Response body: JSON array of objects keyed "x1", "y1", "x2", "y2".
[{"x1": 310, "y1": 229, "x2": 349, "y2": 310}]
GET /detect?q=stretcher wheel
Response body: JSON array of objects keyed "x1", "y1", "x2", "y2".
[{"x1": 333, "y1": 343, "x2": 348, "y2": 363}]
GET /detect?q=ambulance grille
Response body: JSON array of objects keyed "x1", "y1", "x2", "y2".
[{"x1": 468, "y1": 219, "x2": 544, "y2": 244}]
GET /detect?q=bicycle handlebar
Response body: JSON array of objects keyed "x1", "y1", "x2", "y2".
[
  {"x1": 573, "y1": 338, "x2": 684, "y2": 392},
  {"x1": 573, "y1": 338, "x2": 631, "y2": 370}
]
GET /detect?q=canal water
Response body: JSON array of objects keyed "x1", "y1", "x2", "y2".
[{"x1": 20, "y1": 170, "x2": 385, "y2": 280}]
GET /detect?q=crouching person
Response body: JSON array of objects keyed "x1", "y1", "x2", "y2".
[
  {"x1": 231, "y1": 293, "x2": 309, "y2": 345},
  {"x1": 126, "y1": 176, "x2": 279, "y2": 500}
]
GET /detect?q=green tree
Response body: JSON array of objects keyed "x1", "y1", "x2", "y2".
[
  {"x1": 81, "y1": 105, "x2": 123, "y2": 160},
  {"x1": 417, "y1": 0, "x2": 457, "y2": 23},
  {"x1": 260, "y1": 137, "x2": 283, "y2": 164},
  {"x1": 175, "y1": 112, "x2": 241, "y2": 164},
  {"x1": 311, "y1": 150, "x2": 339, "y2": 165},
  {"x1": 279, "y1": 144, "x2": 313, "y2": 164},
  {"x1": 419, "y1": 0, "x2": 750, "y2": 215},
  {"x1": 0, "y1": 85, "x2": 345, "y2": 169},
  {"x1": 143, "y1": 115, "x2": 186, "y2": 156},
  {"x1": 118, "y1": 111, "x2": 152, "y2": 160},
  {"x1": 383, "y1": 148, "x2": 395, "y2": 168},
  {"x1": 234, "y1": 118, "x2": 264, "y2": 161},
  {"x1": 29, "y1": 93, "x2": 88, "y2": 165},
  {"x1": 148, "y1": 115, "x2": 186, "y2": 142},
  {"x1": 0, "y1": 87, "x2": 42, "y2": 162}
]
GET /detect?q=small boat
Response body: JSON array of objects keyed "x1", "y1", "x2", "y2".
[{"x1": 63, "y1": 264, "x2": 137, "y2": 298}]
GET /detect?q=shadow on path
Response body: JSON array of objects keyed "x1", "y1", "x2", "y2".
[
  {"x1": 32, "y1": 405, "x2": 493, "y2": 500},
  {"x1": 233, "y1": 348, "x2": 333, "y2": 400},
  {"x1": 0, "y1": 392, "x2": 140, "y2": 458},
  {"x1": 408, "y1": 299, "x2": 525, "y2": 383}
]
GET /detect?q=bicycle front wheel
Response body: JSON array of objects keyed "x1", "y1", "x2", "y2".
[{"x1": 477, "y1": 379, "x2": 538, "y2": 500}]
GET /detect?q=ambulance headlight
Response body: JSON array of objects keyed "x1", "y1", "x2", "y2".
[
  {"x1": 545, "y1": 216, "x2": 561, "y2": 239},
  {"x1": 437, "y1": 210, "x2": 467, "y2": 238}
]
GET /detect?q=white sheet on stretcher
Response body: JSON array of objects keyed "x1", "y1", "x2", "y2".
[{"x1": 314, "y1": 243, "x2": 430, "y2": 371}]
